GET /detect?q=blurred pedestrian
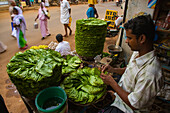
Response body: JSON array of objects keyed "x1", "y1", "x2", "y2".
[
  {"x1": 30, "y1": 0, "x2": 34, "y2": 5},
  {"x1": 86, "y1": 4, "x2": 98, "y2": 18},
  {"x1": 9, "y1": 1, "x2": 17, "y2": 38},
  {"x1": 0, "y1": 95, "x2": 9, "y2": 112},
  {"x1": 35, "y1": 0, "x2": 38, "y2": 3},
  {"x1": 86, "y1": 4, "x2": 94, "y2": 18},
  {"x1": 35, "y1": 2, "x2": 51, "y2": 40},
  {"x1": 25, "y1": 0, "x2": 31, "y2": 7},
  {"x1": 13, "y1": 7, "x2": 28, "y2": 49},
  {"x1": 55, "y1": 34, "x2": 71, "y2": 56},
  {"x1": 60, "y1": 0, "x2": 72, "y2": 37},
  {"x1": 45, "y1": 0, "x2": 49, "y2": 7},
  {"x1": 9, "y1": 1, "x2": 16, "y2": 16},
  {"x1": 0, "y1": 41, "x2": 7, "y2": 53},
  {"x1": 9, "y1": 1, "x2": 23, "y2": 39}
]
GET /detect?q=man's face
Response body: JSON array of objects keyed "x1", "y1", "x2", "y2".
[
  {"x1": 125, "y1": 29, "x2": 140, "y2": 51},
  {"x1": 13, "y1": 9, "x2": 18, "y2": 15}
]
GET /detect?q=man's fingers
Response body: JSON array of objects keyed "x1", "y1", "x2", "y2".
[
  {"x1": 101, "y1": 65, "x2": 106, "y2": 72},
  {"x1": 100, "y1": 73, "x2": 106, "y2": 79}
]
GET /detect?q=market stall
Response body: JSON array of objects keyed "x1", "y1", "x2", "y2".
[{"x1": 6, "y1": 17, "x2": 125, "y2": 113}]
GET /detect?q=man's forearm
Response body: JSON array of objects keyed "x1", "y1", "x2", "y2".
[
  {"x1": 69, "y1": 8, "x2": 71, "y2": 15},
  {"x1": 110, "y1": 81, "x2": 136, "y2": 110}
]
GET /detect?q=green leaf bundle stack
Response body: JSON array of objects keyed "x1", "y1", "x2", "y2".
[
  {"x1": 61, "y1": 67, "x2": 106, "y2": 104},
  {"x1": 62, "y1": 55, "x2": 82, "y2": 75},
  {"x1": 75, "y1": 18, "x2": 107, "y2": 58},
  {"x1": 6, "y1": 49, "x2": 64, "y2": 98}
]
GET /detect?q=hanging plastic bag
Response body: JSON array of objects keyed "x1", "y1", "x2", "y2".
[{"x1": 34, "y1": 22, "x2": 38, "y2": 29}]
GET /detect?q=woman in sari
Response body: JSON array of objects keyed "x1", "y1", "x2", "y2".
[
  {"x1": 9, "y1": 1, "x2": 23, "y2": 39},
  {"x1": 13, "y1": 6, "x2": 28, "y2": 49},
  {"x1": 35, "y1": 2, "x2": 50, "y2": 40}
]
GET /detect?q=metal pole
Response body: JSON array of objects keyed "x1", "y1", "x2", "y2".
[{"x1": 119, "y1": 0, "x2": 129, "y2": 47}]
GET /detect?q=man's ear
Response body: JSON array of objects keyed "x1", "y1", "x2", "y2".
[{"x1": 139, "y1": 34, "x2": 146, "y2": 44}]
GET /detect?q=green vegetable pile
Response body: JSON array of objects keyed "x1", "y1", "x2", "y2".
[
  {"x1": 62, "y1": 55, "x2": 82, "y2": 75},
  {"x1": 75, "y1": 18, "x2": 107, "y2": 58},
  {"x1": 61, "y1": 67, "x2": 106, "y2": 104},
  {"x1": 7, "y1": 49, "x2": 63, "y2": 98}
]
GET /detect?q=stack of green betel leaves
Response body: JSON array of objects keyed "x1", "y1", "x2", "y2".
[
  {"x1": 61, "y1": 67, "x2": 107, "y2": 105},
  {"x1": 6, "y1": 49, "x2": 64, "y2": 98},
  {"x1": 62, "y1": 55, "x2": 82, "y2": 75},
  {"x1": 75, "y1": 18, "x2": 107, "y2": 58}
]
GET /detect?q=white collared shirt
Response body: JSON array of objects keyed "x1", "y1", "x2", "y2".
[
  {"x1": 111, "y1": 50, "x2": 163, "y2": 113},
  {"x1": 55, "y1": 41, "x2": 71, "y2": 56}
]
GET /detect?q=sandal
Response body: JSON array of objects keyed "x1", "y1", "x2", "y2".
[
  {"x1": 41, "y1": 37, "x2": 45, "y2": 40},
  {"x1": 20, "y1": 45, "x2": 28, "y2": 50},
  {"x1": 47, "y1": 34, "x2": 51, "y2": 37}
]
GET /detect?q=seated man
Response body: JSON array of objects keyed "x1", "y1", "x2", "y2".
[
  {"x1": 100, "y1": 15, "x2": 163, "y2": 113},
  {"x1": 55, "y1": 34, "x2": 71, "y2": 56}
]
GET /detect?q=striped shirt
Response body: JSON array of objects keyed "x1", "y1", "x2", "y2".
[{"x1": 111, "y1": 50, "x2": 163, "y2": 113}]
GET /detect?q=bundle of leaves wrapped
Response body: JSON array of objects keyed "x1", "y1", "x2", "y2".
[
  {"x1": 61, "y1": 67, "x2": 107, "y2": 104},
  {"x1": 75, "y1": 18, "x2": 107, "y2": 58},
  {"x1": 6, "y1": 49, "x2": 64, "y2": 98},
  {"x1": 62, "y1": 55, "x2": 82, "y2": 75}
]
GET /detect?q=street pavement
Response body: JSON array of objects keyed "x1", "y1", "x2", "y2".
[{"x1": 0, "y1": 2, "x2": 123, "y2": 112}]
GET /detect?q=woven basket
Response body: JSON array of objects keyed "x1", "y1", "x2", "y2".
[{"x1": 68, "y1": 91, "x2": 107, "y2": 107}]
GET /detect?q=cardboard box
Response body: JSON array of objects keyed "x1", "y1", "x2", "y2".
[{"x1": 99, "y1": 57, "x2": 112, "y2": 65}]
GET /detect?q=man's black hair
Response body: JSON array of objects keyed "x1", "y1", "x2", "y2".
[
  {"x1": 124, "y1": 15, "x2": 155, "y2": 42},
  {"x1": 13, "y1": 7, "x2": 18, "y2": 12},
  {"x1": 56, "y1": 34, "x2": 63, "y2": 42}
]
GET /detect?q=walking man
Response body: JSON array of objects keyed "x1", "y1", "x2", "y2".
[{"x1": 60, "y1": 0, "x2": 72, "y2": 37}]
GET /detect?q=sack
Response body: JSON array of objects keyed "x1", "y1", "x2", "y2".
[
  {"x1": 46, "y1": 10, "x2": 50, "y2": 19},
  {"x1": 34, "y1": 22, "x2": 38, "y2": 29},
  {"x1": 68, "y1": 17, "x2": 72, "y2": 27},
  {"x1": 43, "y1": 9, "x2": 50, "y2": 19}
]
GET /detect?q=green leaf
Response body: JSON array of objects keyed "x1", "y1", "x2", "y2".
[
  {"x1": 81, "y1": 85, "x2": 104, "y2": 94},
  {"x1": 89, "y1": 75, "x2": 104, "y2": 86}
]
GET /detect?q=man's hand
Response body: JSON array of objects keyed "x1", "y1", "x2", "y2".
[
  {"x1": 101, "y1": 64, "x2": 126, "y2": 75},
  {"x1": 101, "y1": 64, "x2": 114, "y2": 73},
  {"x1": 35, "y1": 14, "x2": 39, "y2": 21},
  {"x1": 100, "y1": 73, "x2": 115, "y2": 85}
]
